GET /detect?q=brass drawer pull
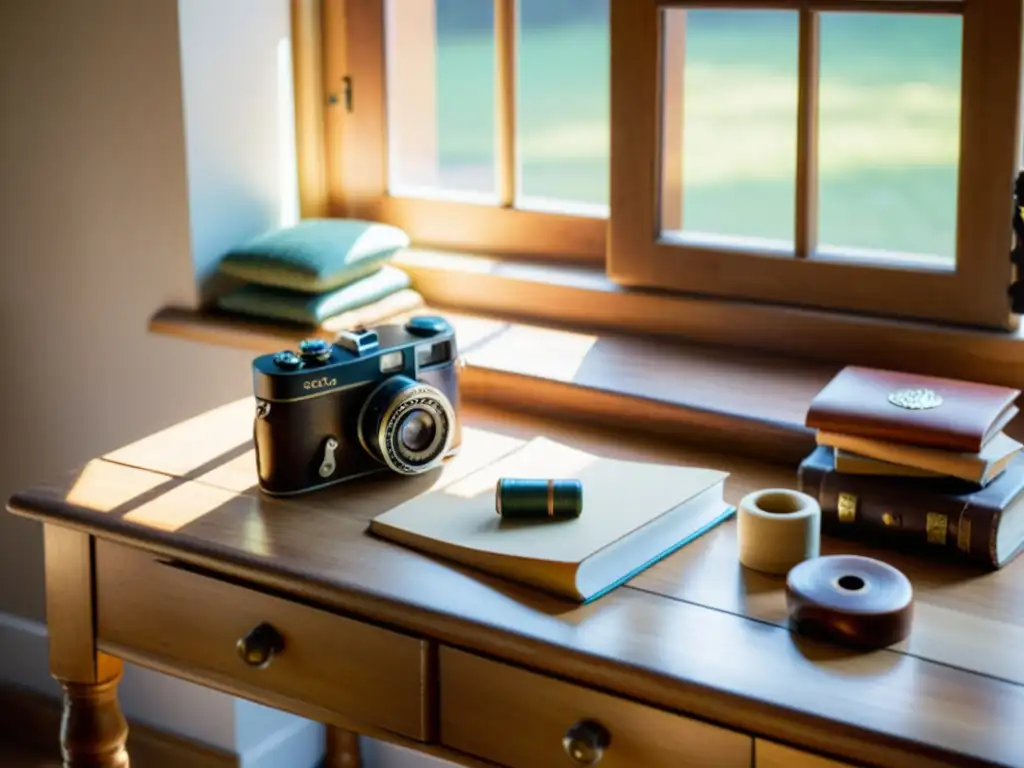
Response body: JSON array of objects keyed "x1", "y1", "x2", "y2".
[
  {"x1": 236, "y1": 623, "x2": 284, "y2": 669},
  {"x1": 563, "y1": 719, "x2": 611, "y2": 765}
]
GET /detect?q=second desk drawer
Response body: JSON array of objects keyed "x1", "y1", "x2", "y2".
[
  {"x1": 440, "y1": 647, "x2": 752, "y2": 767},
  {"x1": 96, "y1": 541, "x2": 431, "y2": 740}
]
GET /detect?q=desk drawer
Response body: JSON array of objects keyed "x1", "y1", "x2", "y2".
[
  {"x1": 756, "y1": 741, "x2": 859, "y2": 768},
  {"x1": 96, "y1": 541, "x2": 431, "y2": 740},
  {"x1": 440, "y1": 647, "x2": 751, "y2": 767}
]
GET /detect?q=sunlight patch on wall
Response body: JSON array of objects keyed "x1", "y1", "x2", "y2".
[{"x1": 277, "y1": 36, "x2": 300, "y2": 228}]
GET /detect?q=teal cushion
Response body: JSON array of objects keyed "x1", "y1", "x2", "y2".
[
  {"x1": 218, "y1": 218, "x2": 409, "y2": 293},
  {"x1": 217, "y1": 265, "x2": 412, "y2": 325}
]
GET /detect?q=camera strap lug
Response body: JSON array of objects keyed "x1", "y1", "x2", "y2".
[{"x1": 319, "y1": 437, "x2": 339, "y2": 478}]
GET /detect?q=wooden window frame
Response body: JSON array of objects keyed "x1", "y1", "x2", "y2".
[
  {"x1": 324, "y1": 0, "x2": 607, "y2": 263},
  {"x1": 302, "y1": 0, "x2": 1023, "y2": 331},
  {"x1": 609, "y1": 0, "x2": 1024, "y2": 329}
]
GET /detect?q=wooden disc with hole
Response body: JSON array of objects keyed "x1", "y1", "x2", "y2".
[{"x1": 785, "y1": 555, "x2": 914, "y2": 649}]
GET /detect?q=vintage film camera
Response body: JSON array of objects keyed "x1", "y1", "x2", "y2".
[{"x1": 252, "y1": 315, "x2": 462, "y2": 496}]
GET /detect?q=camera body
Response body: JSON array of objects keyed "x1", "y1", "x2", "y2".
[{"x1": 252, "y1": 315, "x2": 462, "y2": 496}]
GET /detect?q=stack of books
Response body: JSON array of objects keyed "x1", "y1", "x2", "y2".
[{"x1": 799, "y1": 366, "x2": 1024, "y2": 569}]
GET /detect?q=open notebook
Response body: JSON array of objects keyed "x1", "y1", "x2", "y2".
[{"x1": 369, "y1": 437, "x2": 734, "y2": 602}]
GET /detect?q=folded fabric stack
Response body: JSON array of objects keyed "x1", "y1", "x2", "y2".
[
  {"x1": 798, "y1": 365, "x2": 1024, "y2": 569},
  {"x1": 215, "y1": 218, "x2": 423, "y2": 330}
]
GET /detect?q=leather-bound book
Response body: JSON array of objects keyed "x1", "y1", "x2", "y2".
[
  {"x1": 805, "y1": 366, "x2": 1020, "y2": 453},
  {"x1": 798, "y1": 446, "x2": 1024, "y2": 569}
]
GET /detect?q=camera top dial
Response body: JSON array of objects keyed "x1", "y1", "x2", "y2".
[
  {"x1": 404, "y1": 316, "x2": 452, "y2": 337},
  {"x1": 298, "y1": 338, "x2": 333, "y2": 364}
]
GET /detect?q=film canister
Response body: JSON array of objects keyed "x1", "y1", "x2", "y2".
[{"x1": 495, "y1": 478, "x2": 583, "y2": 519}]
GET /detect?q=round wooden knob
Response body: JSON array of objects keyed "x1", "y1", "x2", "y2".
[
  {"x1": 236, "y1": 623, "x2": 284, "y2": 669},
  {"x1": 786, "y1": 555, "x2": 913, "y2": 649},
  {"x1": 562, "y1": 719, "x2": 611, "y2": 765}
]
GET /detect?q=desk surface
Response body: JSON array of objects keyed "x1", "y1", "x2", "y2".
[{"x1": 8, "y1": 400, "x2": 1024, "y2": 768}]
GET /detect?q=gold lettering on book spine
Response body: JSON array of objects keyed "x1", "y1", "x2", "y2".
[
  {"x1": 926, "y1": 512, "x2": 948, "y2": 545},
  {"x1": 958, "y1": 518, "x2": 972, "y2": 552},
  {"x1": 837, "y1": 493, "x2": 857, "y2": 523}
]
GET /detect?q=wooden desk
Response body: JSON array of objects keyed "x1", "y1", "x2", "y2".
[{"x1": 7, "y1": 400, "x2": 1024, "y2": 768}]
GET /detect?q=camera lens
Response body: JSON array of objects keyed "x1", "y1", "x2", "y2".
[
  {"x1": 399, "y1": 409, "x2": 437, "y2": 453},
  {"x1": 357, "y1": 376, "x2": 454, "y2": 475}
]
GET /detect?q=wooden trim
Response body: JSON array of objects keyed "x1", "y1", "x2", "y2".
[
  {"x1": 337, "y1": 196, "x2": 606, "y2": 261},
  {"x1": 609, "y1": 0, "x2": 660, "y2": 278},
  {"x1": 794, "y1": 8, "x2": 819, "y2": 259},
  {"x1": 338, "y1": 0, "x2": 387, "y2": 205},
  {"x1": 609, "y1": 0, "x2": 1019, "y2": 329},
  {"x1": 461, "y1": 366, "x2": 813, "y2": 464},
  {"x1": 391, "y1": 251, "x2": 1024, "y2": 389},
  {"x1": 322, "y1": 0, "x2": 348, "y2": 212},
  {"x1": 659, "y1": 9, "x2": 686, "y2": 232},
  {"x1": 145, "y1": 301, "x2": 818, "y2": 465},
  {"x1": 291, "y1": 0, "x2": 329, "y2": 218},
  {"x1": 0, "y1": 684, "x2": 238, "y2": 768},
  {"x1": 756, "y1": 739, "x2": 856, "y2": 768},
  {"x1": 495, "y1": 0, "x2": 517, "y2": 207},
  {"x1": 953, "y1": 0, "x2": 1023, "y2": 330},
  {"x1": 331, "y1": 0, "x2": 607, "y2": 261}
]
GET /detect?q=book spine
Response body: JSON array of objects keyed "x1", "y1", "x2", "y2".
[{"x1": 799, "y1": 464, "x2": 999, "y2": 568}]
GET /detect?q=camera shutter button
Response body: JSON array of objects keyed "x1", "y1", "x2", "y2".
[{"x1": 299, "y1": 338, "x2": 333, "y2": 364}]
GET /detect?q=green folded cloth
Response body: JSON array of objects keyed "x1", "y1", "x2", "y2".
[
  {"x1": 218, "y1": 218, "x2": 409, "y2": 293},
  {"x1": 217, "y1": 265, "x2": 412, "y2": 325}
]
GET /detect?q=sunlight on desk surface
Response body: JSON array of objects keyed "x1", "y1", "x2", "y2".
[
  {"x1": 64, "y1": 460, "x2": 169, "y2": 513},
  {"x1": 103, "y1": 398, "x2": 254, "y2": 477},
  {"x1": 122, "y1": 482, "x2": 238, "y2": 534}
]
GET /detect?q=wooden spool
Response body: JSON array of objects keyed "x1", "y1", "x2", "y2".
[{"x1": 785, "y1": 555, "x2": 914, "y2": 649}]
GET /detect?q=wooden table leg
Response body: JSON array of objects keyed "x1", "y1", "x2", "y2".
[
  {"x1": 58, "y1": 657, "x2": 129, "y2": 767},
  {"x1": 44, "y1": 526, "x2": 130, "y2": 767},
  {"x1": 326, "y1": 726, "x2": 363, "y2": 768}
]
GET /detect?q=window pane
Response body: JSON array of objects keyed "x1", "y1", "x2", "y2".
[
  {"x1": 660, "y1": 9, "x2": 800, "y2": 249},
  {"x1": 386, "y1": 0, "x2": 495, "y2": 200},
  {"x1": 517, "y1": 0, "x2": 609, "y2": 213},
  {"x1": 817, "y1": 13, "x2": 962, "y2": 266}
]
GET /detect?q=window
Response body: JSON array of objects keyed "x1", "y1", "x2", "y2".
[
  {"x1": 338, "y1": 0, "x2": 607, "y2": 260},
  {"x1": 324, "y1": 0, "x2": 1024, "y2": 329},
  {"x1": 610, "y1": 0, "x2": 1023, "y2": 327}
]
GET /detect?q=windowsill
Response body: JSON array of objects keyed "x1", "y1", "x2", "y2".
[
  {"x1": 392, "y1": 248, "x2": 1024, "y2": 390},
  {"x1": 150, "y1": 250, "x2": 1024, "y2": 465},
  {"x1": 151, "y1": 300, "x2": 824, "y2": 464}
]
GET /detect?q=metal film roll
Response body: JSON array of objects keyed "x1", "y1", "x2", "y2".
[
  {"x1": 495, "y1": 478, "x2": 583, "y2": 519},
  {"x1": 737, "y1": 488, "x2": 821, "y2": 575}
]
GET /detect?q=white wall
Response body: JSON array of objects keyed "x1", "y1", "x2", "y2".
[
  {"x1": 178, "y1": 0, "x2": 300, "y2": 302},
  {"x1": 0, "y1": 0, "x2": 314, "y2": 762}
]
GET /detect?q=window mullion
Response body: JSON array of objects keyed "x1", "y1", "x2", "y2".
[
  {"x1": 495, "y1": 0, "x2": 518, "y2": 208},
  {"x1": 660, "y1": 10, "x2": 687, "y2": 232},
  {"x1": 795, "y1": 7, "x2": 820, "y2": 260}
]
